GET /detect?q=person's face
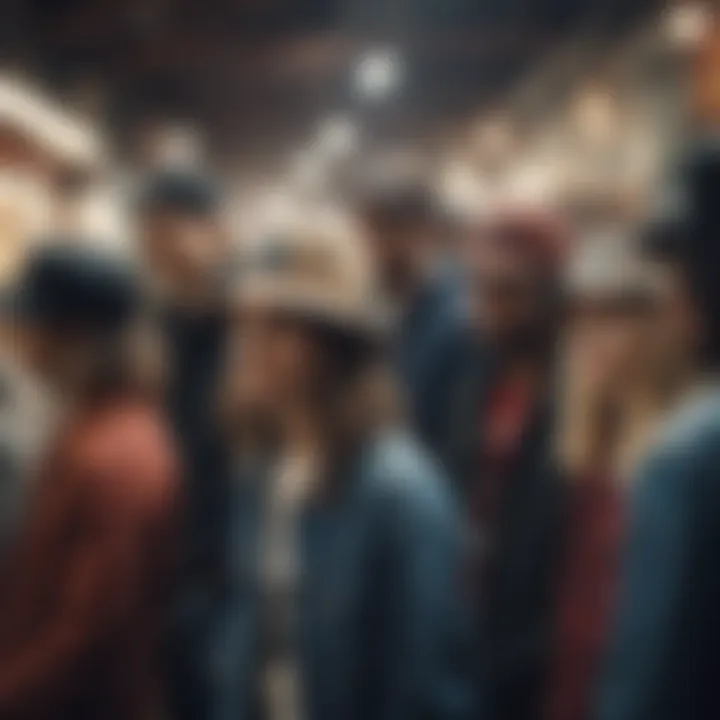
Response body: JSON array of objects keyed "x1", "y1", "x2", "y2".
[
  {"x1": 139, "y1": 209, "x2": 226, "y2": 297},
  {"x1": 362, "y1": 212, "x2": 432, "y2": 298},
  {"x1": 565, "y1": 299, "x2": 654, "y2": 395},
  {"x1": 469, "y1": 236, "x2": 548, "y2": 353},
  {"x1": 229, "y1": 308, "x2": 323, "y2": 423}
]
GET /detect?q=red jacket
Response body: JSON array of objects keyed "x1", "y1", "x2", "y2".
[{"x1": 0, "y1": 397, "x2": 178, "y2": 720}]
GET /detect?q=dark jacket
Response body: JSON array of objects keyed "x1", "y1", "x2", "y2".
[
  {"x1": 212, "y1": 430, "x2": 474, "y2": 720},
  {"x1": 0, "y1": 398, "x2": 178, "y2": 720},
  {"x1": 596, "y1": 386, "x2": 720, "y2": 720},
  {"x1": 163, "y1": 310, "x2": 234, "y2": 720},
  {"x1": 396, "y1": 268, "x2": 474, "y2": 471},
  {"x1": 447, "y1": 352, "x2": 565, "y2": 720}
]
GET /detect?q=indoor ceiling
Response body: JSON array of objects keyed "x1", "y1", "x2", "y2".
[{"x1": 1, "y1": 0, "x2": 665, "y2": 174}]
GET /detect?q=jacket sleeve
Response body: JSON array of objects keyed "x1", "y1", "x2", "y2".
[{"x1": 378, "y1": 462, "x2": 475, "y2": 720}]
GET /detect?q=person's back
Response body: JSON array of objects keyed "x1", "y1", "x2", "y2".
[{"x1": 0, "y1": 395, "x2": 178, "y2": 720}]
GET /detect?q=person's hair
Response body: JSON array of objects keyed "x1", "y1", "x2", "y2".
[
  {"x1": 223, "y1": 317, "x2": 398, "y2": 476},
  {"x1": 306, "y1": 321, "x2": 400, "y2": 487}
]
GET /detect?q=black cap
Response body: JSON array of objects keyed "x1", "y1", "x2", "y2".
[
  {"x1": 137, "y1": 168, "x2": 221, "y2": 216},
  {"x1": 9, "y1": 243, "x2": 140, "y2": 333}
]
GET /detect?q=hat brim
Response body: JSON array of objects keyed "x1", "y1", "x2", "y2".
[{"x1": 233, "y1": 279, "x2": 391, "y2": 345}]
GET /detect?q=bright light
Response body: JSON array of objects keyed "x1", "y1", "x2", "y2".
[
  {"x1": 314, "y1": 114, "x2": 359, "y2": 158},
  {"x1": 354, "y1": 49, "x2": 402, "y2": 100},
  {"x1": 664, "y1": 2, "x2": 710, "y2": 49}
]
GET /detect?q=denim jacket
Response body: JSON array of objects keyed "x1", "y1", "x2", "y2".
[
  {"x1": 209, "y1": 430, "x2": 474, "y2": 720},
  {"x1": 597, "y1": 385, "x2": 720, "y2": 720}
]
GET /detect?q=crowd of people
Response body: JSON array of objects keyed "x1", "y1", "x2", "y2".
[{"x1": 1, "y1": 137, "x2": 720, "y2": 720}]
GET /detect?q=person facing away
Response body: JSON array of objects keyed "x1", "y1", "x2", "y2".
[
  {"x1": 0, "y1": 242, "x2": 178, "y2": 720},
  {"x1": 596, "y1": 145, "x2": 720, "y2": 720},
  {"x1": 214, "y1": 210, "x2": 473, "y2": 720},
  {"x1": 135, "y1": 168, "x2": 235, "y2": 718},
  {"x1": 357, "y1": 180, "x2": 474, "y2": 471},
  {"x1": 544, "y1": 227, "x2": 692, "y2": 720},
  {"x1": 446, "y1": 207, "x2": 569, "y2": 720}
]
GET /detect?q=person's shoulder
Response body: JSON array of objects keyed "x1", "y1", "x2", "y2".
[
  {"x1": 71, "y1": 398, "x2": 178, "y2": 507},
  {"x1": 635, "y1": 385, "x2": 720, "y2": 495},
  {"x1": 655, "y1": 386, "x2": 720, "y2": 458},
  {"x1": 359, "y1": 430, "x2": 456, "y2": 518}
]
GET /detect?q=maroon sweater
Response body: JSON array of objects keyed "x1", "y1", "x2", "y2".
[{"x1": 0, "y1": 398, "x2": 178, "y2": 720}]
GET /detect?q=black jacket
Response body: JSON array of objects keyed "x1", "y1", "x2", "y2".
[{"x1": 446, "y1": 351, "x2": 565, "y2": 720}]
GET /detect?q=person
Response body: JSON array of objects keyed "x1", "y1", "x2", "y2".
[
  {"x1": 218, "y1": 212, "x2": 472, "y2": 720},
  {"x1": 136, "y1": 168, "x2": 234, "y2": 718},
  {"x1": 358, "y1": 180, "x2": 473, "y2": 469},
  {"x1": 447, "y1": 208, "x2": 568, "y2": 720},
  {"x1": 0, "y1": 243, "x2": 178, "y2": 719},
  {"x1": 596, "y1": 147, "x2": 720, "y2": 720},
  {"x1": 544, "y1": 229, "x2": 690, "y2": 720}
]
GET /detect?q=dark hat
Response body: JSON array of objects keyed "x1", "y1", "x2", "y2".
[
  {"x1": 8, "y1": 243, "x2": 140, "y2": 333},
  {"x1": 137, "y1": 168, "x2": 221, "y2": 216}
]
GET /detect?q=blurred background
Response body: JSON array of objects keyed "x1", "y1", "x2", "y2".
[{"x1": 0, "y1": 0, "x2": 715, "y2": 266}]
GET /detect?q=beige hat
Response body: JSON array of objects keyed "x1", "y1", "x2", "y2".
[
  {"x1": 234, "y1": 212, "x2": 389, "y2": 341},
  {"x1": 565, "y1": 229, "x2": 668, "y2": 304}
]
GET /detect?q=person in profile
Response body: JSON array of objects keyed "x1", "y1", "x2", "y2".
[
  {"x1": 596, "y1": 146, "x2": 720, "y2": 720},
  {"x1": 358, "y1": 180, "x2": 474, "y2": 470},
  {"x1": 135, "y1": 169, "x2": 234, "y2": 719},
  {"x1": 0, "y1": 243, "x2": 178, "y2": 720}
]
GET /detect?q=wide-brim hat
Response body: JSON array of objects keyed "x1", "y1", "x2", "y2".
[{"x1": 234, "y1": 214, "x2": 390, "y2": 344}]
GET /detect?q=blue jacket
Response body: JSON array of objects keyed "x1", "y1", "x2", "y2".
[
  {"x1": 597, "y1": 386, "x2": 720, "y2": 720},
  {"x1": 209, "y1": 431, "x2": 474, "y2": 720},
  {"x1": 395, "y1": 268, "x2": 474, "y2": 470}
]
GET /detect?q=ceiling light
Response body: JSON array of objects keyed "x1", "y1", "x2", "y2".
[
  {"x1": 354, "y1": 49, "x2": 402, "y2": 100},
  {"x1": 664, "y1": 2, "x2": 710, "y2": 49}
]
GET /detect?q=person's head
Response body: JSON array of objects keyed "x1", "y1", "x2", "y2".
[
  {"x1": 358, "y1": 181, "x2": 441, "y2": 300},
  {"x1": 227, "y1": 213, "x2": 391, "y2": 452},
  {"x1": 6, "y1": 243, "x2": 141, "y2": 399},
  {"x1": 136, "y1": 169, "x2": 227, "y2": 305},
  {"x1": 563, "y1": 227, "x2": 693, "y2": 403},
  {"x1": 467, "y1": 208, "x2": 567, "y2": 361}
]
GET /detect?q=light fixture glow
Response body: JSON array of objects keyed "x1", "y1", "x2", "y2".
[
  {"x1": 664, "y1": 2, "x2": 710, "y2": 49},
  {"x1": 354, "y1": 49, "x2": 402, "y2": 100}
]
